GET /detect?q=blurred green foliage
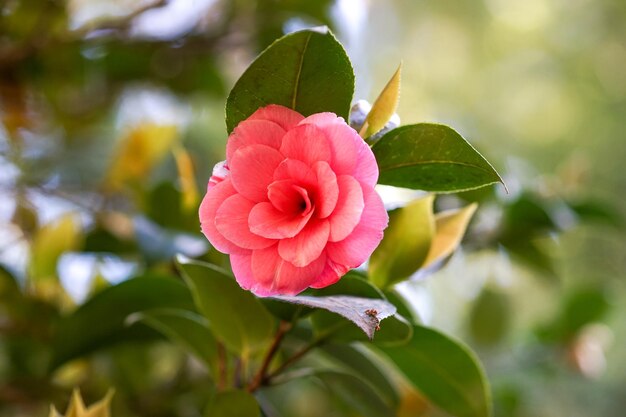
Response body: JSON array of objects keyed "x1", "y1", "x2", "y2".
[{"x1": 1, "y1": 0, "x2": 625, "y2": 417}]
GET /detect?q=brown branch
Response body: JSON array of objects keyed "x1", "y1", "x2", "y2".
[
  {"x1": 247, "y1": 320, "x2": 292, "y2": 392},
  {"x1": 70, "y1": 0, "x2": 169, "y2": 38},
  {"x1": 216, "y1": 342, "x2": 228, "y2": 391},
  {"x1": 263, "y1": 337, "x2": 325, "y2": 385}
]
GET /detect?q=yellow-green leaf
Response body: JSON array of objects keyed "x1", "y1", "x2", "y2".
[
  {"x1": 360, "y1": 63, "x2": 402, "y2": 139},
  {"x1": 49, "y1": 406, "x2": 64, "y2": 417},
  {"x1": 30, "y1": 213, "x2": 83, "y2": 281},
  {"x1": 106, "y1": 124, "x2": 179, "y2": 189},
  {"x1": 422, "y1": 203, "x2": 477, "y2": 269},
  {"x1": 83, "y1": 390, "x2": 114, "y2": 417},
  {"x1": 55, "y1": 389, "x2": 114, "y2": 417},
  {"x1": 65, "y1": 389, "x2": 86, "y2": 417},
  {"x1": 369, "y1": 195, "x2": 435, "y2": 289},
  {"x1": 173, "y1": 145, "x2": 199, "y2": 212}
]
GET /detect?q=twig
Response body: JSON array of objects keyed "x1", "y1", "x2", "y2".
[
  {"x1": 71, "y1": 0, "x2": 169, "y2": 38},
  {"x1": 247, "y1": 320, "x2": 292, "y2": 392},
  {"x1": 263, "y1": 337, "x2": 325, "y2": 384},
  {"x1": 216, "y1": 342, "x2": 228, "y2": 391}
]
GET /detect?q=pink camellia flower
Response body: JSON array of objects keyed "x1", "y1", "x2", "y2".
[{"x1": 199, "y1": 104, "x2": 388, "y2": 296}]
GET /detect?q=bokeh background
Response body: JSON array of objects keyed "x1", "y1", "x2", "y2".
[{"x1": 1, "y1": 0, "x2": 625, "y2": 416}]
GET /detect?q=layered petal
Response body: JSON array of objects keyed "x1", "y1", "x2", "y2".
[
  {"x1": 328, "y1": 175, "x2": 365, "y2": 242},
  {"x1": 247, "y1": 104, "x2": 305, "y2": 130},
  {"x1": 313, "y1": 161, "x2": 339, "y2": 218},
  {"x1": 226, "y1": 119, "x2": 285, "y2": 163},
  {"x1": 327, "y1": 187, "x2": 388, "y2": 268},
  {"x1": 273, "y1": 159, "x2": 317, "y2": 188},
  {"x1": 215, "y1": 194, "x2": 275, "y2": 249},
  {"x1": 251, "y1": 245, "x2": 327, "y2": 296},
  {"x1": 301, "y1": 112, "x2": 378, "y2": 186},
  {"x1": 229, "y1": 250, "x2": 255, "y2": 290},
  {"x1": 267, "y1": 180, "x2": 312, "y2": 215},
  {"x1": 301, "y1": 113, "x2": 358, "y2": 176},
  {"x1": 280, "y1": 124, "x2": 332, "y2": 167},
  {"x1": 208, "y1": 161, "x2": 229, "y2": 189},
  {"x1": 309, "y1": 259, "x2": 350, "y2": 289},
  {"x1": 229, "y1": 144, "x2": 285, "y2": 202},
  {"x1": 249, "y1": 201, "x2": 313, "y2": 239},
  {"x1": 278, "y1": 219, "x2": 330, "y2": 267},
  {"x1": 353, "y1": 138, "x2": 379, "y2": 187},
  {"x1": 198, "y1": 179, "x2": 240, "y2": 253}
]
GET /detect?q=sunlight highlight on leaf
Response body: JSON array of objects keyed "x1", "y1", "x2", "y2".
[{"x1": 422, "y1": 203, "x2": 477, "y2": 268}]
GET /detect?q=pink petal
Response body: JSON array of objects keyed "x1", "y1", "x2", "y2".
[
  {"x1": 251, "y1": 245, "x2": 327, "y2": 296},
  {"x1": 215, "y1": 194, "x2": 276, "y2": 250},
  {"x1": 249, "y1": 202, "x2": 313, "y2": 239},
  {"x1": 301, "y1": 113, "x2": 358, "y2": 175},
  {"x1": 313, "y1": 161, "x2": 338, "y2": 218},
  {"x1": 229, "y1": 144, "x2": 285, "y2": 202},
  {"x1": 327, "y1": 187, "x2": 388, "y2": 268},
  {"x1": 226, "y1": 119, "x2": 285, "y2": 163},
  {"x1": 248, "y1": 104, "x2": 305, "y2": 131},
  {"x1": 279, "y1": 124, "x2": 332, "y2": 167},
  {"x1": 278, "y1": 219, "x2": 330, "y2": 267},
  {"x1": 273, "y1": 159, "x2": 317, "y2": 188},
  {"x1": 267, "y1": 179, "x2": 312, "y2": 215},
  {"x1": 230, "y1": 250, "x2": 255, "y2": 291},
  {"x1": 198, "y1": 179, "x2": 241, "y2": 254},
  {"x1": 248, "y1": 245, "x2": 281, "y2": 295},
  {"x1": 300, "y1": 112, "x2": 378, "y2": 186},
  {"x1": 353, "y1": 138, "x2": 379, "y2": 187},
  {"x1": 208, "y1": 161, "x2": 229, "y2": 189},
  {"x1": 309, "y1": 259, "x2": 350, "y2": 289},
  {"x1": 328, "y1": 175, "x2": 365, "y2": 242}
]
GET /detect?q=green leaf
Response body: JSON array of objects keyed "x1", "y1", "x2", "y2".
[
  {"x1": 205, "y1": 390, "x2": 260, "y2": 417},
  {"x1": 316, "y1": 371, "x2": 395, "y2": 417},
  {"x1": 369, "y1": 195, "x2": 435, "y2": 288},
  {"x1": 307, "y1": 274, "x2": 413, "y2": 345},
  {"x1": 176, "y1": 255, "x2": 274, "y2": 355},
  {"x1": 422, "y1": 203, "x2": 478, "y2": 269},
  {"x1": 272, "y1": 294, "x2": 396, "y2": 340},
  {"x1": 468, "y1": 287, "x2": 511, "y2": 346},
  {"x1": 130, "y1": 309, "x2": 217, "y2": 371},
  {"x1": 225, "y1": 27, "x2": 354, "y2": 132},
  {"x1": 320, "y1": 343, "x2": 399, "y2": 407},
  {"x1": 360, "y1": 63, "x2": 402, "y2": 138},
  {"x1": 372, "y1": 124, "x2": 504, "y2": 192},
  {"x1": 51, "y1": 275, "x2": 195, "y2": 369},
  {"x1": 380, "y1": 325, "x2": 492, "y2": 417}
]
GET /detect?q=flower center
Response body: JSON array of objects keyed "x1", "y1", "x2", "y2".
[
  {"x1": 267, "y1": 179, "x2": 314, "y2": 216},
  {"x1": 293, "y1": 185, "x2": 313, "y2": 217}
]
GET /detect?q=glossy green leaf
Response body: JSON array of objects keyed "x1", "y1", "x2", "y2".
[
  {"x1": 130, "y1": 309, "x2": 217, "y2": 371},
  {"x1": 176, "y1": 255, "x2": 274, "y2": 355},
  {"x1": 205, "y1": 390, "x2": 260, "y2": 417},
  {"x1": 316, "y1": 371, "x2": 395, "y2": 417},
  {"x1": 320, "y1": 343, "x2": 399, "y2": 407},
  {"x1": 51, "y1": 275, "x2": 195, "y2": 369},
  {"x1": 369, "y1": 195, "x2": 435, "y2": 288},
  {"x1": 372, "y1": 124, "x2": 503, "y2": 192},
  {"x1": 307, "y1": 274, "x2": 413, "y2": 345},
  {"x1": 381, "y1": 325, "x2": 492, "y2": 417},
  {"x1": 360, "y1": 63, "x2": 401, "y2": 138},
  {"x1": 225, "y1": 27, "x2": 354, "y2": 132}
]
